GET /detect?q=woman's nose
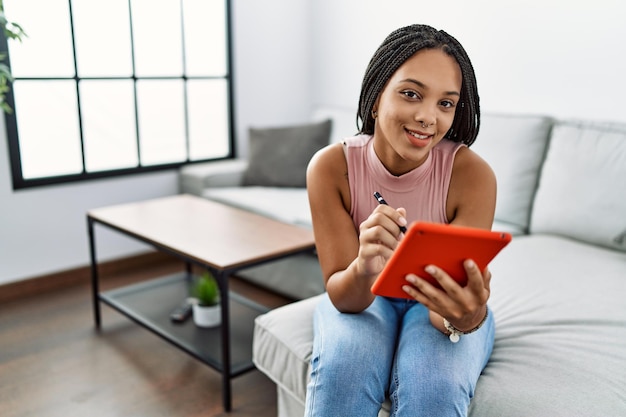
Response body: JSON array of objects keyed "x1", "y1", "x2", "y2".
[{"x1": 414, "y1": 107, "x2": 436, "y2": 128}]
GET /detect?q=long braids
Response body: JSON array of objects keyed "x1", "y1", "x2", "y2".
[{"x1": 357, "y1": 24, "x2": 480, "y2": 146}]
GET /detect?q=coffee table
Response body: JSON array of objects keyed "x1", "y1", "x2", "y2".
[{"x1": 87, "y1": 194, "x2": 316, "y2": 411}]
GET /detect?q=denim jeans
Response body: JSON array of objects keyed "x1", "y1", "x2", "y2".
[{"x1": 304, "y1": 294, "x2": 495, "y2": 417}]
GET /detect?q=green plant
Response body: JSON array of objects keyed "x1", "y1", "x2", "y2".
[
  {"x1": 0, "y1": 0, "x2": 27, "y2": 113},
  {"x1": 192, "y1": 272, "x2": 220, "y2": 307}
]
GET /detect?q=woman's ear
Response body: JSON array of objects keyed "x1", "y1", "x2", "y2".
[{"x1": 371, "y1": 97, "x2": 381, "y2": 119}]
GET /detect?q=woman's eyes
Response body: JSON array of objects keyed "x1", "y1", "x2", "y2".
[
  {"x1": 400, "y1": 91, "x2": 456, "y2": 109},
  {"x1": 401, "y1": 90, "x2": 420, "y2": 99},
  {"x1": 440, "y1": 100, "x2": 456, "y2": 109}
]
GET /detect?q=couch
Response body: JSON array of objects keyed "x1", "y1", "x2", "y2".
[{"x1": 179, "y1": 108, "x2": 626, "y2": 416}]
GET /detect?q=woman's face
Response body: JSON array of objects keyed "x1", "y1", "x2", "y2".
[{"x1": 373, "y1": 48, "x2": 462, "y2": 175}]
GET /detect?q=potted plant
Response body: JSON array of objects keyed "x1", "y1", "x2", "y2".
[
  {"x1": 0, "y1": 2, "x2": 27, "y2": 113},
  {"x1": 191, "y1": 271, "x2": 221, "y2": 327}
]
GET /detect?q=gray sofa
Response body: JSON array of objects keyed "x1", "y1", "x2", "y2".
[{"x1": 180, "y1": 108, "x2": 626, "y2": 416}]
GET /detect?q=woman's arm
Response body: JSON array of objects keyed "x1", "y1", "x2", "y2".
[{"x1": 306, "y1": 143, "x2": 407, "y2": 313}]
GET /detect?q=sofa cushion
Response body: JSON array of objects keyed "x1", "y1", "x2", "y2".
[
  {"x1": 253, "y1": 294, "x2": 322, "y2": 407},
  {"x1": 471, "y1": 235, "x2": 626, "y2": 416},
  {"x1": 203, "y1": 186, "x2": 312, "y2": 227},
  {"x1": 470, "y1": 113, "x2": 553, "y2": 233},
  {"x1": 491, "y1": 219, "x2": 526, "y2": 236},
  {"x1": 179, "y1": 158, "x2": 248, "y2": 195},
  {"x1": 242, "y1": 119, "x2": 332, "y2": 188},
  {"x1": 530, "y1": 121, "x2": 626, "y2": 251}
]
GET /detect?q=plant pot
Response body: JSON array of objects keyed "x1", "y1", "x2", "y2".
[{"x1": 192, "y1": 303, "x2": 221, "y2": 328}]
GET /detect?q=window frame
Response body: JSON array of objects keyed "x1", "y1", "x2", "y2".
[{"x1": 2, "y1": 0, "x2": 237, "y2": 190}]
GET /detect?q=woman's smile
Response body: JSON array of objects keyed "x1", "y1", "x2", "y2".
[{"x1": 405, "y1": 127, "x2": 433, "y2": 148}]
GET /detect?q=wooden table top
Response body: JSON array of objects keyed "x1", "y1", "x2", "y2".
[{"x1": 88, "y1": 194, "x2": 316, "y2": 271}]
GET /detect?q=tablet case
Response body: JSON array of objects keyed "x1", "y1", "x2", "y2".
[{"x1": 370, "y1": 222, "x2": 512, "y2": 299}]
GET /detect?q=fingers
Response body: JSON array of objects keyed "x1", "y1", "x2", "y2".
[
  {"x1": 396, "y1": 207, "x2": 407, "y2": 227},
  {"x1": 358, "y1": 222, "x2": 398, "y2": 255},
  {"x1": 463, "y1": 260, "x2": 491, "y2": 294},
  {"x1": 363, "y1": 205, "x2": 407, "y2": 238},
  {"x1": 403, "y1": 261, "x2": 488, "y2": 295},
  {"x1": 402, "y1": 260, "x2": 491, "y2": 318},
  {"x1": 402, "y1": 273, "x2": 444, "y2": 310},
  {"x1": 482, "y1": 266, "x2": 493, "y2": 292},
  {"x1": 403, "y1": 267, "x2": 453, "y2": 308},
  {"x1": 355, "y1": 206, "x2": 406, "y2": 276}
]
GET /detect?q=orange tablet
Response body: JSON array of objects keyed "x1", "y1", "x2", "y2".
[{"x1": 370, "y1": 222, "x2": 512, "y2": 299}]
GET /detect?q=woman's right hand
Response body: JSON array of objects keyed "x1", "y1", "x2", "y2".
[{"x1": 355, "y1": 205, "x2": 408, "y2": 279}]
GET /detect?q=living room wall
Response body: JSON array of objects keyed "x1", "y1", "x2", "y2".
[{"x1": 309, "y1": 0, "x2": 626, "y2": 124}]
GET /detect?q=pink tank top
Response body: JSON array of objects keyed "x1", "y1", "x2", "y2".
[{"x1": 344, "y1": 135, "x2": 464, "y2": 231}]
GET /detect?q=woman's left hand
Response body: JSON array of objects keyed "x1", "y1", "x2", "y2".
[{"x1": 402, "y1": 259, "x2": 491, "y2": 332}]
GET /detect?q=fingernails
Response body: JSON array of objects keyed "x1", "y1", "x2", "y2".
[
  {"x1": 424, "y1": 265, "x2": 436, "y2": 275},
  {"x1": 465, "y1": 259, "x2": 476, "y2": 269}
]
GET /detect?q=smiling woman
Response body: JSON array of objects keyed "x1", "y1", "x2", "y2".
[
  {"x1": 304, "y1": 24, "x2": 496, "y2": 417},
  {"x1": 1, "y1": 0, "x2": 234, "y2": 190}
]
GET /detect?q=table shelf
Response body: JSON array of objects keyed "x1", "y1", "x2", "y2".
[{"x1": 100, "y1": 273, "x2": 268, "y2": 377}]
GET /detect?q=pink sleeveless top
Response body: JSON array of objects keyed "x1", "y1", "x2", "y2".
[{"x1": 344, "y1": 135, "x2": 464, "y2": 231}]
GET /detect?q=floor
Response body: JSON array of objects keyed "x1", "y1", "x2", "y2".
[{"x1": 0, "y1": 257, "x2": 293, "y2": 417}]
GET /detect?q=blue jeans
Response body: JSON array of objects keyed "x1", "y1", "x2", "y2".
[{"x1": 304, "y1": 294, "x2": 495, "y2": 417}]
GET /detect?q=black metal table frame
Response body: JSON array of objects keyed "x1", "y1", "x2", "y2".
[{"x1": 87, "y1": 214, "x2": 312, "y2": 412}]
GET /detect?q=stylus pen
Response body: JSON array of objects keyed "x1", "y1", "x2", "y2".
[{"x1": 373, "y1": 191, "x2": 407, "y2": 233}]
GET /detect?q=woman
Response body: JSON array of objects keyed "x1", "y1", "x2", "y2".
[{"x1": 305, "y1": 24, "x2": 496, "y2": 416}]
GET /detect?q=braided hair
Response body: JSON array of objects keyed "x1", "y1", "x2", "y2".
[{"x1": 357, "y1": 24, "x2": 480, "y2": 146}]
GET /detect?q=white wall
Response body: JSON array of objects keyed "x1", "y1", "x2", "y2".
[
  {"x1": 2, "y1": 0, "x2": 624, "y2": 285},
  {"x1": 231, "y1": 0, "x2": 313, "y2": 157},
  {"x1": 310, "y1": 0, "x2": 626, "y2": 123}
]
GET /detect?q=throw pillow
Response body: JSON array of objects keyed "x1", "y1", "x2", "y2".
[
  {"x1": 470, "y1": 113, "x2": 553, "y2": 232},
  {"x1": 242, "y1": 119, "x2": 332, "y2": 187},
  {"x1": 530, "y1": 120, "x2": 626, "y2": 252}
]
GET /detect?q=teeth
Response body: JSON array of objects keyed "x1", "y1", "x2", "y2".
[{"x1": 408, "y1": 130, "x2": 429, "y2": 140}]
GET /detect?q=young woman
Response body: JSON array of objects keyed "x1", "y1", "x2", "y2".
[{"x1": 304, "y1": 24, "x2": 496, "y2": 416}]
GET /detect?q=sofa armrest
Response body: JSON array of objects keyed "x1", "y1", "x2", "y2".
[{"x1": 179, "y1": 159, "x2": 248, "y2": 196}]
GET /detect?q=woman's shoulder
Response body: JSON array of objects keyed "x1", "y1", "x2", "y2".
[
  {"x1": 308, "y1": 134, "x2": 371, "y2": 174},
  {"x1": 446, "y1": 143, "x2": 496, "y2": 228},
  {"x1": 307, "y1": 138, "x2": 353, "y2": 218},
  {"x1": 449, "y1": 145, "x2": 496, "y2": 204},
  {"x1": 307, "y1": 142, "x2": 346, "y2": 183},
  {"x1": 309, "y1": 141, "x2": 344, "y2": 168},
  {"x1": 453, "y1": 143, "x2": 493, "y2": 175}
]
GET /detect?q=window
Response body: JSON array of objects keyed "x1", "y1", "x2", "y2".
[{"x1": 2, "y1": 0, "x2": 234, "y2": 189}]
